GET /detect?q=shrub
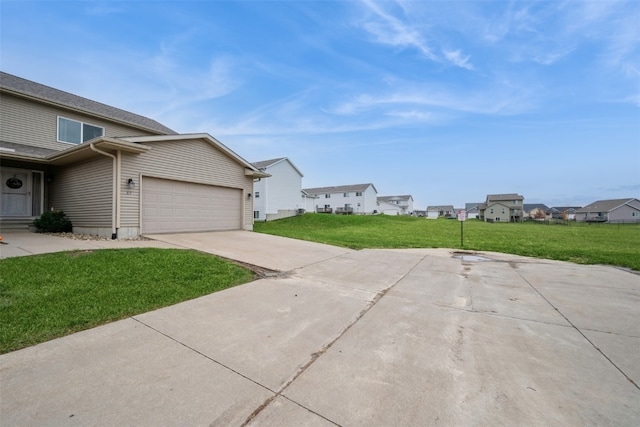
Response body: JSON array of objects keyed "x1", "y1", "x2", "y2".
[{"x1": 33, "y1": 210, "x2": 73, "y2": 233}]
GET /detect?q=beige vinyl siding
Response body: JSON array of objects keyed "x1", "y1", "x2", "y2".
[
  {"x1": 49, "y1": 157, "x2": 113, "y2": 227},
  {"x1": 0, "y1": 93, "x2": 157, "y2": 152},
  {"x1": 120, "y1": 138, "x2": 253, "y2": 229}
]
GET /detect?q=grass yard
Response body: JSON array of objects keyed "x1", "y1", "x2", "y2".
[
  {"x1": 255, "y1": 214, "x2": 640, "y2": 271},
  {"x1": 0, "y1": 248, "x2": 255, "y2": 354}
]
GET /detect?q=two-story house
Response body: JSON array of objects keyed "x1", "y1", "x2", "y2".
[
  {"x1": 0, "y1": 72, "x2": 267, "y2": 238},
  {"x1": 377, "y1": 195, "x2": 414, "y2": 215},
  {"x1": 478, "y1": 194, "x2": 524, "y2": 222},
  {"x1": 303, "y1": 183, "x2": 378, "y2": 214},
  {"x1": 251, "y1": 157, "x2": 304, "y2": 221}
]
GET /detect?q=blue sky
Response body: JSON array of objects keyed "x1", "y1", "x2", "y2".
[{"x1": 2, "y1": 0, "x2": 638, "y2": 209}]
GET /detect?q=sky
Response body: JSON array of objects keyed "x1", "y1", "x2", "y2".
[{"x1": 1, "y1": 0, "x2": 639, "y2": 209}]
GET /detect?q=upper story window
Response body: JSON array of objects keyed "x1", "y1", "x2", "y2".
[
  {"x1": 325, "y1": 194, "x2": 330, "y2": 198},
  {"x1": 57, "y1": 116, "x2": 104, "y2": 145},
  {"x1": 344, "y1": 192, "x2": 349, "y2": 197},
  {"x1": 356, "y1": 192, "x2": 362, "y2": 196},
  {"x1": 254, "y1": 192, "x2": 260, "y2": 198}
]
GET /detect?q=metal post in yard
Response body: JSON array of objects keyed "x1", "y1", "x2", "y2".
[{"x1": 457, "y1": 210, "x2": 466, "y2": 247}]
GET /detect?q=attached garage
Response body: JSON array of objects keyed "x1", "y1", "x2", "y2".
[{"x1": 142, "y1": 177, "x2": 242, "y2": 234}]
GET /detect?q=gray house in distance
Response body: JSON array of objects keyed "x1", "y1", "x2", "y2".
[
  {"x1": 0, "y1": 72, "x2": 268, "y2": 238},
  {"x1": 575, "y1": 198, "x2": 640, "y2": 223},
  {"x1": 478, "y1": 193, "x2": 524, "y2": 222}
]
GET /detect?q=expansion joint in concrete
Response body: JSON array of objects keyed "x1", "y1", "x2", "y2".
[{"x1": 512, "y1": 267, "x2": 640, "y2": 391}]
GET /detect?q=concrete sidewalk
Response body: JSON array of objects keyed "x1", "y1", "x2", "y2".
[
  {"x1": 0, "y1": 230, "x2": 181, "y2": 259},
  {"x1": 1, "y1": 232, "x2": 639, "y2": 425}
]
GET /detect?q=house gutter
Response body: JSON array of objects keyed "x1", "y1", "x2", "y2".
[{"x1": 90, "y1": 143, "x2": 119, "y2": 239}]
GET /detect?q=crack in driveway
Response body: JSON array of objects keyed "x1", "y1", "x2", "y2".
[{"x1": 240, "y1": 252, "x2": 430, "y2": 426}]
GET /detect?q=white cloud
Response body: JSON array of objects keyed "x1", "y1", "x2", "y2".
[
  {"x1": 359, "y1": 0, "x2": 438, "y2": 61},
  {"x1": 443, "y1": 49, "x2": 474, "y2": 70}
]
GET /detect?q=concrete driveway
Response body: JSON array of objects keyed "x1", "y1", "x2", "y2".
[{"x1": 1, "y1": 231, "x2": 639, "y2": 425}]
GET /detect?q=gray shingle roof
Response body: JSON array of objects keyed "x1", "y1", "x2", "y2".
[
  {"x1": 0, "y1": 141, "x2": 58, "y2": 157},
  {"x1": 427, "y1": 205, "x2": 454, "y2": 211},
  {"x1": 303, "y1": 183, "x2": 376, "y2": 194},
  {"x1": 551, "y1": 206, "x2": 581, "y2": 212},
  {"x1": 575, "y1": 198, "x2": 639, "y2": 213},
  {"x1": 0, "y1": 71, "x2": 176, "y2": 135},
  {"x1": 377, "y1": 195, "x2": 413, "y2": 203},
  {"x1": 486, "y1": 193, "x2": 524, "y2": 201},
  {"x1": 523, "y1": 204, "x2": 550, "y2": 212},
  {"x1": 252, "y1": 158, "x2": 286, "y2": 169}
]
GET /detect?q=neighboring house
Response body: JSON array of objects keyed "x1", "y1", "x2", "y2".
[
  {"x1": 300, "y1": 189, "x2": 318, "y2": 213},
  {"x1": 0, "y1": 72, "x2": 268, "y2": 238},
  {"x1": 377, "y1": 199, "x2": 402, "y2": 215},
  {"x1": 478, "y1": 193, "x2": 524, "y2": 222},
  {"x1": 377, "y1": 195, "x2": 414, "y2": 215},
  {"x1": 523, "y1": 203, "x2": 551, "y2": 220},
  {"x1": 550, "y1": 206, "x2": 581, "y2": 220},
  {"x1": 303, "y1": 183, "x2": 378, "y2": 214},
  {"x1": 465, "y1": 202, "x2": 481, "y2": 219},
  {"x1": 251, "y1": 157, "x2": 304, "y2": 221},
  {"x1": 575, "y1": 198, "x2": 640, "y2": 223},
  {"x1": 413, "y1": 210, "x2": 426, "y2": 218},
  {"x1": 426, "y1": 205, "x2": 454, "y2": 219}
]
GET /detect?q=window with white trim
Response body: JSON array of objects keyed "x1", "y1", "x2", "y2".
[
  {"x1": 325, "y1": 194, "x2": 330, "y2": 198},
  {"x1": 254, "y1": 191, "x2": 260, "y2": 198},
  {"x1": 58, "y1": 117, "x2": 104, "y2": 144},
  {"x1": 356, "y1": 192, "x2": 362, "y2": 196}
]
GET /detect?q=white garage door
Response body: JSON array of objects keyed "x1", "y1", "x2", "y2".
[{"x1": 142, "y1": 177, "x2": 242, "y2": 234}]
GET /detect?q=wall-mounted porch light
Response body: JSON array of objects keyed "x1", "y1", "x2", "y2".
[
  {"x1": 247, "y1": 192, "x2": 252, "y2": 199},
  {"x1": 127, "y1": 178, "x2": 135, "y2": 189}
]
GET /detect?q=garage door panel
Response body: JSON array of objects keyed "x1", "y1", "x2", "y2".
[{"x1": 142, "y1": 177, "x2": 242, "y2": 234}]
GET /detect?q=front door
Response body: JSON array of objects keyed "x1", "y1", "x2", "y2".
[{"x1": 1, "y1": 168, "x2": 31, "y2": 216}]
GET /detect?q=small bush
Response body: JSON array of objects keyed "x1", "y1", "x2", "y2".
[{"x1": 33, "y1": 210, "x2": 73, "y2": 233}]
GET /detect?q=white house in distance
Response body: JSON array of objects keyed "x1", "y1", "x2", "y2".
[
  {"x1": 377, "y1": 199, "x2": 402, "y2": 215},
  {"x1": 377, "y1": 195, "x2": 414, "y2": 215},
  {"x1": 303, "y1": 183, "x2": 378, "y2": 214},
  {"x1": 251, "y1": 157, "x2": 304, "y2": 221},
  {"x1": 426, "y1": 205, "x2": 455, "y2": 219},
  {"x1": 465, "y1": 203, "x2": 482, "y2": 219}
]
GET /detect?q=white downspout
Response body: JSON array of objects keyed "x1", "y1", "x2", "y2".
[{"x1": 90, "y1": 143, "x2": 118, "y2": 239}]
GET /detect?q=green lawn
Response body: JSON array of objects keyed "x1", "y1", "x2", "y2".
[
  {"x1": 0, "y1": 248, "x2": 255, "y2": 354},
  {"x1": 255, "y1": 214, "x2": 640, "y2": 271},
  {"x1": 3, "y1": 217, "x2": 637, "y2": 353}
]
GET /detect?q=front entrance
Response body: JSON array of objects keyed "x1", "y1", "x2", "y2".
[{"x1": 1, "y1": 168, "x2": 44, "y2": 217}]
